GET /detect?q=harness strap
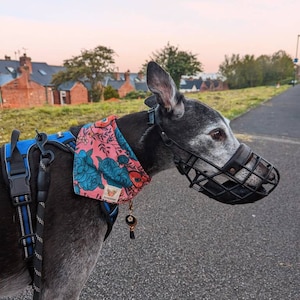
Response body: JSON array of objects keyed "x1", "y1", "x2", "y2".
[
  {"x1": 8, "y1": 130, "x2": 35, "y2": 259},
  {"x1": 10, "y1": 130, "x2": 26, "y2": 176},
  {"x1": 99, "y1": 201, "x2": 119, "y2": 240},
  {"x1": 15, "y1": 195, "x2": 35, "y2": 258}
]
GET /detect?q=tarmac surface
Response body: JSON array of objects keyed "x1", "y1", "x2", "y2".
[{"x1": 4, "y1": 85, "x2": 300, "y2": 300}]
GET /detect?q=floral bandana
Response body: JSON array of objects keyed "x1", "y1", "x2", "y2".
[{"x1": 73, "y1": 116, "x2": 151, "y2": 204}]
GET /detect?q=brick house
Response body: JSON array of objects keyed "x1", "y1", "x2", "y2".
[
  {"x1": 105, "y1": 71, "x2": 228, "y2": 96},
  {"x1": 105, "y1": 70, "x2": 148, "y2": 97},
  {"x1": 0, "y1": 54, "x2": 89, "y2": 108},
  {"x1": 179, "y1": 76, "x2": 228, "y2": 93},
  {"x1": 52, "y1": 81, "x2": 88, "y2": 105}
]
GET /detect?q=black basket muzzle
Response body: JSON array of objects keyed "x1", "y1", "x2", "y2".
[
  {"x1": 175, "y1": 143, "x2": 280, "y2": 204},
  {"x1": 147, "y1": 105, "x2": 280, "y2": 205}
]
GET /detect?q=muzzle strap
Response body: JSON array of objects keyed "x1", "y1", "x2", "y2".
[{"x1": 222, "y1": 143, "x2": 253, "y2": 175}]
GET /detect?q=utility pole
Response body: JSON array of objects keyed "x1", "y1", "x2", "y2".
[{"x1": 293, "y1": 35, "x2": 300, "y2": 86}]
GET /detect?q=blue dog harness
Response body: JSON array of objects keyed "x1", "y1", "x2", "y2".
[
  {"x1": 1, "y1": 129, "x2": 119, "y2": 290},
  {"x1": 3, "y1": 130, "x2": 76, "y2": 259}
]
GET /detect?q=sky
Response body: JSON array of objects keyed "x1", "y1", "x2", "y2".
[{"x1": 0, "y1": 0, "x2": 299, "y2": 73}]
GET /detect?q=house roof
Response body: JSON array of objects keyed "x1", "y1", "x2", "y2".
[
  {"x1": 0, "y1": 73, "x2": 15, "y2": 86},
  {"x1": 0, "y1": 60, "x2": 19, "y2": 85},
  {"x1": 135, "y1": 81, "x2": 148, "y2": 92},
  {"x1": 30, "y1": 62, "x2": 64, "y2": 86},
  {"x1": 106, "y1": 78, "x2": 124, "y2": 90},
  {"x1": 180, "y1": 79, "x2": 203, "y2": 90},
  {"x1": 0, "y1": 58, "x2": 64, "y2": 87},
  {"x1": 0, "y1": 60, "x2": 19, "y2": 74},
  {"x1": 104, "y1": 73, "x2": 148, "y2": 92},
  {"x1": 57, "y1": 81, "x2": 77, "y2": 91}
]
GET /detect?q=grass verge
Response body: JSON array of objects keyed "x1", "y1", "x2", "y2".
[{"x1": 0, "y1": 85, "x2": 289, "y2": 145}]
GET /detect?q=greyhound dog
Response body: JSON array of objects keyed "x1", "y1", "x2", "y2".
[{"x1": 0, "y1": 62, "x2": 279, "y2": 299}]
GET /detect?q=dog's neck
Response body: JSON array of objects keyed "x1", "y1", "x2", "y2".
[
  {"x1": 116, "y1": 111, "x2": 173, "y2": 176},
  {"x1": 70, "y1": 111, "x2": 174, "y2": 177}
]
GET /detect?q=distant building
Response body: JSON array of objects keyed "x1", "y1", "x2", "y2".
[
  {"x1": 52, "y1": 81, "x2": 89, "y2": 105},
  {"x1": 179, "y1": 72, "x2": 227, "y2": 93},
  {"x1": 0, "y1": 54, "x2": 88, "y2": 108},
  {"x1": 104, "y1": 70, "x2": 148, "y2": 97},
  {"x1": 0, "y1": 54, "x2": 229, "y2": 108},
  {"x1": 105, "y1": 71, "x2": 228, "y2": 96}
]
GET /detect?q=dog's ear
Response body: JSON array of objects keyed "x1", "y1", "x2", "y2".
[{"x1": 146, "y1": 61, "x2": 185, "y2": 119}]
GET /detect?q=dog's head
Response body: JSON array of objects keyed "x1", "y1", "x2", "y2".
[{"x1": 145, "y1": 61, "x2": 279, "y2": 204}]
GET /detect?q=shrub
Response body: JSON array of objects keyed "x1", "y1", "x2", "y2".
[
  {"x1": 104, "y1": 86, "x2": 119, "y2": 100},
  {"x1": 123, "y1": 90, "x2": 150, "y2": 100}
]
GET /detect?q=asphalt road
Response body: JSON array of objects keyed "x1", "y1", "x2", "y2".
[{"x1": 4, "y1": 86, "x2": 299, "y2": 300}]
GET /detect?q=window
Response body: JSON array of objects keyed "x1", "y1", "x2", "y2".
[
  {"x1": 6, "y1": 66, "x2": 15, "y2": 73},
  {"x1": 38, "y1": 69, "x2": 47, "y2": 76}
]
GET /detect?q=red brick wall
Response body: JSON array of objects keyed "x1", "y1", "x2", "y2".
[
  {"x1": 45, "y1": 87, "x2": 54, "y2": 105},
  {"x1": 199, "y1": 82, "x2": 210, "y2": 92},
  {"x1": 52, "y1": 83, "x2": 88, "y2": 105},
  {"x1": 52, "y1": 90, "x2": 61, "y2": 105},
  {"x1": 1, "y1": 72, "x2": 88, "y2": 108},
  {"x1": 1, "y1": 74, "x2": 46, "y2": 108},
  {"x1": 70, "y1": 82, "x2": 88, "y2": 104},
  {"x1": 118, "y1": 81, "x2": 135, "y2": 98}
]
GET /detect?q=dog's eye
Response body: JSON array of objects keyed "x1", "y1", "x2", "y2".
[{"x1": 209, "y1": 128, "x2": 226, "y2": 141}]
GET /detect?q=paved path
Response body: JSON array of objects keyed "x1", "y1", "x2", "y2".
[
  {"x1": 231, "y1": 84, "x2": 300, "y2": 140},
  {"x1": 5, "y1": 86, "x2": 299, "y2": 300}
]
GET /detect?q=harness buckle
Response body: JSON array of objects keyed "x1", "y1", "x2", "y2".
[
  {"x1": 8, "y1": 172, "x2": 31, "y2": 200},
  {"x1": 147, "y1": 107, "x2": 156, "y2": 125}
]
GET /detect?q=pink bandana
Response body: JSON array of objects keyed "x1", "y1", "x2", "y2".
[{"x1": 73, "y1": 116, "x2": 151, "y2": 204}]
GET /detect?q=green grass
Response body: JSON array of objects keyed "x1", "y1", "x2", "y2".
[
  {"x1": 187, "y1": 85, "x2": 289, "y2": 119},
  {"x1": 0, "y1": 85, "x2": 289, "y2": 145}
]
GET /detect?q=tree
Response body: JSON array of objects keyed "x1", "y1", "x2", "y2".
[
  {"x1": 143, "y1": 43, "x2": 203, "y2": 88},
  {"x1": 270, "y1": 50, "x2": 294, "y2": 84},
  {"x1": 219, "y1": 54, "x2": 242, "y2": 89},
  {"x1": 257, "y1": 55, "x2": 273, "y2": 85},
  {"x1": 241, "y1": 54, "x2": 263, "y2": 87},
  {"x1": 219, "y1": 50, "x2": 294, "y2": 89},
  {"x1": 51, "y1": 45, "x2": 116, "y2": 102}
]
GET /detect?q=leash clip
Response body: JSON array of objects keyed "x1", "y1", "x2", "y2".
[{"x1": 35, "y1": 130, "x2": 54, "y2": 164}]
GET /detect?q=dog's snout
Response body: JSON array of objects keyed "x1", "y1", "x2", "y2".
[
  {"x1": 268, "y1": 171, "x2": 276, "y2": 181},
  {"x1": 257, "y1": 160, "x2": 278, "y2": 182}
]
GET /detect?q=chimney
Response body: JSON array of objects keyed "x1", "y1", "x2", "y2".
[
  {"x1": 19, "y1": 53, "x2": 32, "y2": 74},
  {"x1": 4, "y1": 55, "x2": 11, "y2": 60},
  {"x1": 137, "y1": 71, "x2": 144, "y2": 81},
  {"x1": 114, "y1": 72, "x2": 120, "y2": 80},
  {"x1": 124, "y1": 70, "x2": 130, "y2": 82}
]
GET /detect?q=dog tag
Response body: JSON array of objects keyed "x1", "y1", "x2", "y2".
[{"x1": 125, "y1": 214, "x2": 137, "y2": 239}]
